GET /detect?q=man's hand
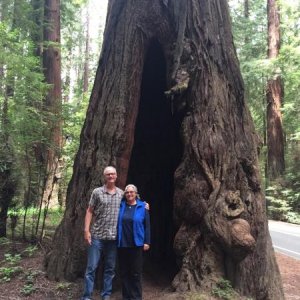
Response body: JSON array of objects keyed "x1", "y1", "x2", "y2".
[
  {"x1": 84, "y1": 206, "x2": 93, "y2": 245},
  {"x1": 84, "y1": 230, "x2": 92, "y2": 245},
  {"x1": 145, "y1": 202, "x2": 150, "y2": 210},
  {"x1": 143, "y1": 244, "x2": 150, "y2": 251}
]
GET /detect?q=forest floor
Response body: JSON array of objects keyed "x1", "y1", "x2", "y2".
[{"x1": 0, "y1": 238, "x2": 299, "y2": 300}]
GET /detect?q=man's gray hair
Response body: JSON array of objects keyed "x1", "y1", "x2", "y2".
[{"x1": 103, "y1": 166, "x2": 117, "y2": 175}]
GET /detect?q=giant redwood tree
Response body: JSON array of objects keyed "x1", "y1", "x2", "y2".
[
  {"x1": 266, "y1": 0, "x2": 285, "y2": 180},
  {"x1": 45, "y1": 1, "x2": 284, "y2": 299}
]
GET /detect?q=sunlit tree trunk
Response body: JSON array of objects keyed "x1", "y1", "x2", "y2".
[
  {"x1": 46, "y1": 1, "x2": 283, "y2": 298},
  {"x1": 266, "y1": 0, "x2": 284, "y2": 180},
  {"x1": 63, "y1": 45, "x2": 72, "y2": 103}
]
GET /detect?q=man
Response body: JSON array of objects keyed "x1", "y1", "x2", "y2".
[{"x1": 81, "y1": 166, "x2": 123, "y2": 300}]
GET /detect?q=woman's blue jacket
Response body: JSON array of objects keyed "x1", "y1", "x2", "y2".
[{"x1": 117, "y1": 198, "x2": 150, "y2": 247}]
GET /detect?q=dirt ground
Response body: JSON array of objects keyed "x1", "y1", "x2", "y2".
[
  {"x1": 0, "y1": 240, "x2": 299, "y2": 300},
  {"x1": 275, "y1": 252, "x2": 300, "y2": 300}
]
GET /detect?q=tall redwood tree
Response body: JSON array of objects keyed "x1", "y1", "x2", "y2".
[
  {"x1": 46, "y1": 1, "x2": 283, "y2": 299},
  {"x1": 42, "y1": 0, "x2": 63, "y2": 205},
  {"x1": 266, "y1": 0, "x2": 285, "y2": 180}
]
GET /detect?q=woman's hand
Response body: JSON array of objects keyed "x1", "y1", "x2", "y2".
[{"x1": 143, "y1": 244, "x2": 150, "y2": 251}]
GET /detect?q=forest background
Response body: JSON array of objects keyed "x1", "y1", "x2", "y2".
[{"x1": 0, "y1": 0, "x2": 300, "y2": 242}]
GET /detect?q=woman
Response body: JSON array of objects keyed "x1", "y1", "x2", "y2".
[{"x1": 117, "y1": 184, "x2": 150, "y2": 300}]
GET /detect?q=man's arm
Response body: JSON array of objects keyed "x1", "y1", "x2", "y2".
[{"x1": 84, "y1": 206, "x2": 94, "y2": 245}]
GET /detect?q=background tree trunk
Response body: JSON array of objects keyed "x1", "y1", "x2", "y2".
[
  {"x1": 42, "y1": 0, "x2": 62, "y2": 207},
  {"x1": 83, "y1": 6, "x2": 90, "y2": 94},
  {"x1": 266, "y1": 0, "x2": 285, "y2": 180},
  {"x1": 45, "y1": 1, "x2": 284, "y2": 298},
  {"x1": 0, "y1": 0, "x2": 19, "y2": 237},
  {"x1": 0, "y1": 94, "x2": 16, "y2": 237},
  {"x1": 31, "y1": 0, "x2": 44, "y2": 57}
]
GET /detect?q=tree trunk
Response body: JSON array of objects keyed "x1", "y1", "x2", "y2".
[
  {"x1": 266, "y1": 0, "x2": 285, "y2": 180},
  {"x1": 45, "y1": 1, "x2": 283, "y2": 299},
  {"x1": 244, "y1": 0, "x2": 249, "y2": 18},
  {"x1": 0, "y1": 97, "x2": 15, "y2": 237},
  {"x1": 83, "y1": 6, "x2": 90, "y2": 94},
  {"x1": 31, "y1": 0, "x2": 44, "y2": 57},
  {"x1": 0, "y1": 0, "x2": 18, "y2": 237},
  {"x1": 42, "y1": 0, "x2": 62, "y2": 207}
]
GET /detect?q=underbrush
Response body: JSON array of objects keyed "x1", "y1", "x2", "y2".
[
  {"x1": 266, "y1": 184, "x2": 300, "y2": 224},
  {"x1": 6, "y1": 207, "x2": 64, "y2": 241},
  {"x1": 0, "y1": 237, "x2": 81, "y2": 299}
]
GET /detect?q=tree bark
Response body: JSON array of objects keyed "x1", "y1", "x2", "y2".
[
  {"x1": 266, "y1": 0, "x2": 285, "y2": 180},
  {"x1": 42, "y1": 0, "x2": 62, "y2": 206},
  {"x1": 45, "y1": 1, "x2": 284, "y2": 299},
  {"x1": 0, "y1": 94, "x2": 16, "y2": 237},
  {"x1": 0, "y1": 0, "x2": 19, "y2": 237},
  {"x1": 83, "y1": 6, "x2": 90, "y2": 94}
]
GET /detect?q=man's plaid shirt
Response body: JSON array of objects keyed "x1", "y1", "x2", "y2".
[{"x1": 89, "y1": 185, "x2": 124, "y2": 240}]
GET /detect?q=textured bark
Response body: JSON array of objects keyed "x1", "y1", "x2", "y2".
[
  {"x1": 0, "y1": 95, "x2": 16, "y2": 237},
  {"x1": 266, "y1": 0, "x2": 285, "y2": 180},
  {"x1": 45, "y1": 1, "x2": 284, "y2": 299},
  {"x1": 83, "y1": 7, "x2": 90, "y2": 94},
  {"x1": 42, "y1": 0, "x2": 62, "y2": 206},
  {"x1": 0, "y1": 0, "x2": 18, "y2": 237}
]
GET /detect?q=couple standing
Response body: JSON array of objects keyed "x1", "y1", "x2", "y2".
[{"x1": 82, "y1": 166, "x2": 151, "y2": 300}]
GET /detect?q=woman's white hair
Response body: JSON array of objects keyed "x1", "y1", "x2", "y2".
[
  {"x1": 124, "y1": 184, "x2": 138, "y2": 193},
  {"x1": 124, "y1": 184, "x2": 140, "y2": 199}
]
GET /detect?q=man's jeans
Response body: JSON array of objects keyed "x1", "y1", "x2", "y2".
[{"x1": 82, "y1": 238, "x2": 117, "y2": 300}]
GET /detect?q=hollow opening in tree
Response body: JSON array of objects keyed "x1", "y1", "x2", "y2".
[{"x1": 127, "y1": 40, "x2": 183, "y2": 280}]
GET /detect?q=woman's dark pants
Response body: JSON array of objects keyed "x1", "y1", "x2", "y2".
[{"x1": 118, "y1": 247, "x2": 143, "y2": 300}]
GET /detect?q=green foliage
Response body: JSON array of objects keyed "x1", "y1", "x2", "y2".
[
  {"x1": 229, "y1": 0, "x2": 268, "y2": 136},
  {"x1": 60, "y1": 94, "x2": 89, "y2": 188},
  {"x1": 0, "y1": 252, "x2": 22, "y2": 283},
  {"x1": 6, "y1": 207, "x2": 63, "y2": 239},
  {"x1": 0, "y1": 21, "x2": 49, "y2": 218},
  {"x1": 230, "y1": 0, "x2": 300, "y2": 139},
  {"x1": 21, "y1": 270, "x2": 41, "y2": 296},
  {"x1": 56, "y1": 282, "x2": 72, "y2": 291},
  {"x1": 0, "y1": 266, "x2": 22, "y2": 282},
  {"x1": 0, "y1": 237, "x2": 11, "y2": 245},
  {"x1": 21, "y1": 283, "x2": 36, "y2": 296},
  {"x1": 4, "y1": 253, "x2": 21, "y2": 265},
  {"x1": 211, "y1": 279, "x2": 235, "y2": 300},
  {"x1": 22, "y1": 245, "x2": 38, "y2": 257},
  {"x1": 229, "y1": 0, "x2": 300, "y2": 220},
  {"x1": 285, "y1": 211, "x2": 300, "y2": 224},
  {"x1": 279, "y1": 2, "x2": 300, "y2": 143},
  {"x1": 266, "y1": 184, "x2": 300, "y2": 224},
  {"x1": 8, "y1": 206, "x2": 63, "y2": 221},
  {"x1": 47, "y1": 207, "x2": 64, "y2": 226}
]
